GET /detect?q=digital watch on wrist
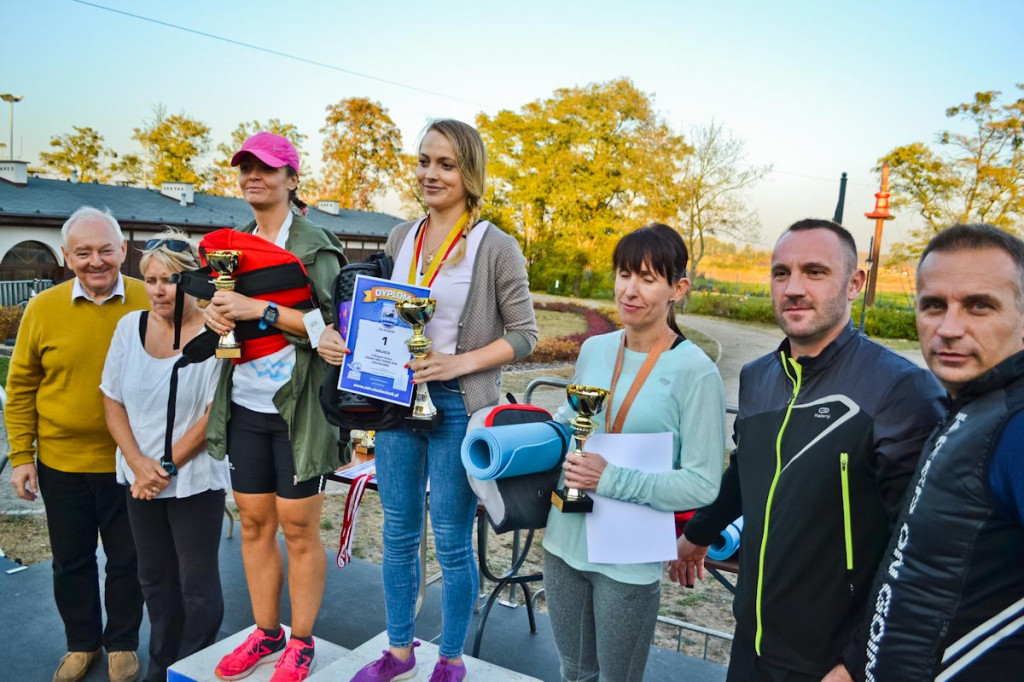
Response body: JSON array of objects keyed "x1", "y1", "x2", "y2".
[{"x1": 259, "y1": 301, "x2": 279, "y2": 330}]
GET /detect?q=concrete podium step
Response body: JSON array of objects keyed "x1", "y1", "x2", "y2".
[
  {"x1": 315, "y1": 631, "x2": 543, "y2": 681},
  {"x1": 167, "y1": 626, "x2": 350, "y2": 682},
  {"x1": 168, "y1": 628, "x2": 540, "y2": 682}
]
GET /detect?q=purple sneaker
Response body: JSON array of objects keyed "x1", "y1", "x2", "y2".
[
  {"x1": 428, "y1": 657, "x2": 467, "y2": 682},
  {"x1": 350, "y1": 642, "x2": 419, "y2": 682}
]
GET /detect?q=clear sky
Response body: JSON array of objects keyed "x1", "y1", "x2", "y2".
[{"x1": 3, "y1": 0, "x2": 1022, "y2": 252}]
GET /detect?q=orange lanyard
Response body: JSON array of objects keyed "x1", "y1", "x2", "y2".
[
  {"x1": 407, "y1": 212, "x2": 468, "y2": 287},
  {"x1": 605, "y1": 328, "x2": 675, "y2": 434}
]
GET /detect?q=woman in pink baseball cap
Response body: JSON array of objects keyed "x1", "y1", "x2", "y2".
[{"x1": 203, "y1": 132, "x2": 346, "y2": 682}]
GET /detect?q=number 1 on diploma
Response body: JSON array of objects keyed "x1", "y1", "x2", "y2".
[{"x1": 338, "y1": 275, "x2": 431, "y2": 406}]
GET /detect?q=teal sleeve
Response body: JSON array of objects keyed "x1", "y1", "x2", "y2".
[{"x1": 596, "y1": 369, "x2": 726, "y2": 512}]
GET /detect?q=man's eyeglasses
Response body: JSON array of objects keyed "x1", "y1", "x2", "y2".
[{"x1": 145, "y1": 238, "x2": 194, "y2": 253}]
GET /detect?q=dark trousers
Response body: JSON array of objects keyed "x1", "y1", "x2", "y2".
[
  {"x1": 37, "y1": 461, "x2": 143, "y2": 652},
  {"x1": 126, "y1": 488, "x2": 226, "y2": 682},
  {"x1": 727, "y1": 634, "x2": 822, "y2": 682}
]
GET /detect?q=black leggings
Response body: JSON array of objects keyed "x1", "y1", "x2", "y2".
[{"x1": 227, "y1": 403, "x2": 325, "y2": 499}]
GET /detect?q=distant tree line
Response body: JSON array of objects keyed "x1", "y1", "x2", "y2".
[{"x1": 34, "y1": 79, "x2": 1020, "y2": 290}]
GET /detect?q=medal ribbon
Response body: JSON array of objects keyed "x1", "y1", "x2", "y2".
[
  {"x1": 605, "y1": 327, "x2": 676, "y2": 434},
  {"x1": 407, "y1": 212, "x2": 468, "y2": 287}
]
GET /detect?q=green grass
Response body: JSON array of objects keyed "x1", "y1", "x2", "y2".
[
  {"x1": 0, "y1": 356, "x2": 8, "y2": 388},
  {"x1": 535, "y1": 309, "x2": 587, "y2": 341}
]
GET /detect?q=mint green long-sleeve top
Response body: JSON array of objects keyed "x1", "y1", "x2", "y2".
[{"x1": 543, "y1": 330, "x2": 727, "y2": 585}]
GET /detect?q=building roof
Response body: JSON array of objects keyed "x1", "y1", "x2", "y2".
[{"x1": 0, "y1": 176, "x2": 405, "y2": 238}]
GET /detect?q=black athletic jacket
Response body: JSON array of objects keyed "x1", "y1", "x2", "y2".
[
  {"x1": 685, "y1": 323, "x2": 945, "y2": 677},
  {"x1": 847, "y1": 351, "x2": 1024, "y2": 682}
]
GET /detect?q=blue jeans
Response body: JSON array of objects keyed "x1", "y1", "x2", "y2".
[{"x1": 374, "y1": 380, "x2": 479, "y2": 658}]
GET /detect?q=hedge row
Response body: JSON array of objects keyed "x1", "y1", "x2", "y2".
[
  {"x1": 684, "y1": 293, "x2": 919, "y2": 341},
  {"x1": 0, "y1": 306, "x2": 23, "y2": 342},
  {"x1": 527, "y1": 303, "x2": 621, "y2": 364}
]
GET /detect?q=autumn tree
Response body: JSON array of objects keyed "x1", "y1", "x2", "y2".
[
  {"x1": 320, "y1": 97, "x2": 403, "y2": 210},
  {"x1": 882, "y1": 86, "x2": 1024, "y2": 256},
  {"x1": 132, "y1": 105, "x2": 212, "y2": 188},
  {"x1": 110, "y1": 154, "x2": 146, "y2": 186},
  {"x1": 672, "y1": 121, "x2": 771, "y2": 279},
  {"x1": 396, "y1": 152, "x2": 428, "y2": 217},
  {"x1": 211, "y1": 119, "x2": 308, "y2": 197},
  {"x1": 478, "y1": 78, "x2": 688, "y2": 294},
  {"x1": 39, "y1": 126, "x2": 114, "y2": 182}
]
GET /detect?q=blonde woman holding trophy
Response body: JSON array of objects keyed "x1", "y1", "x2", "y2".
[
  {"x1": 319, "y1": 119, "x2": 536, "y2": 682},
  {"x1": 544, "y1": 224, "x2": 726, "y2": 682}
]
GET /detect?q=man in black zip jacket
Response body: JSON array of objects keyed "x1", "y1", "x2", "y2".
[
  {"x1": 670, "y1": 219, "x2": 945, "y2": 681},
  {"x1": 840, "y1": 224, "x2": 1024, "y2": 682}
]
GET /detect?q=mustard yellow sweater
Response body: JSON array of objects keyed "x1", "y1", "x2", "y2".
[{"x1": 5, "y1": 278, "x2": 148, "y2": 473}]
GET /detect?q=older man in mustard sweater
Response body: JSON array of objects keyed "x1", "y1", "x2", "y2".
[{"x1": 7, "y1": 206, "x2": 149, "y2": 682}]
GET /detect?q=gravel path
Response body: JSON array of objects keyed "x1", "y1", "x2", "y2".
[{"x1": 676, "y1": 315, "x2": 785, "y2": 407}]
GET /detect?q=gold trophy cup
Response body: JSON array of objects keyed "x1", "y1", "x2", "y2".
[
  {"x1": 551, "y1": 384, "x2": 610, "y2": 513},
  {"x1": 206, "y1": 250, "x2": 243, "y2": 359},
  {"x1": 396, "y1": 297, "x2": 444, "y2": 429}
]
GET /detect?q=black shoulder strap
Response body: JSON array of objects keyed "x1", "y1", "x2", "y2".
[
  {"x1": 163, "y1": 332, "x2": 219, "y2": 471},
  {"x1": 138, "y1": 311, "x2": 149, "y2": 346}
]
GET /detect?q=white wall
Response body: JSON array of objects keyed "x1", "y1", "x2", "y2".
[{"x1": 0, "y1": 225, "x2": 64, "y2": 266}]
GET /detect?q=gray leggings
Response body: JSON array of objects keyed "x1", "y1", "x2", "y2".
[{"x1": 544, "y1": 550, "x2": 661, "y2": 682}]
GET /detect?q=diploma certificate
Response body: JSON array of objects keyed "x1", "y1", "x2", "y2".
[{"x1": 338, "y1": 275, "x2": 430, "y2": 406}]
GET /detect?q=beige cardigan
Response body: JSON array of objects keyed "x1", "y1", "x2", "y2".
[{"x1": 386, "y1": 219, "x2": 538, "y2": 414}]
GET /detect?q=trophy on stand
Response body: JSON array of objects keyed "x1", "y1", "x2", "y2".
[
  {"x1": 206, "y1": 250, "x2": 243, "y2": 359},
  {"x1": 551, "y1": 384, "x2": 610, "y2": 513},
  {"x1": 396, "y1": 297, "x2": 444, "y2": 429}
]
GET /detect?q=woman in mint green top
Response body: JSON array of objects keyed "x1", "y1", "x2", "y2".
[{"x1": 543, "y1": 223, "x2": 726, "y2": 682}]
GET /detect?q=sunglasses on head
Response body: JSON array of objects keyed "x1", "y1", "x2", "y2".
[{"x1": 145, "y1": 238, "x2": 193, "y2": 253}]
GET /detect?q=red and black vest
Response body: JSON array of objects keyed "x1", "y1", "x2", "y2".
[{"x1": 197, "y1": 228, "x2": 315, "y2": 364}]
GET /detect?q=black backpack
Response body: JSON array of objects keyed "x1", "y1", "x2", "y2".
[{"x1": 319, "y1": 253, "x2": 412, "y2": 431}]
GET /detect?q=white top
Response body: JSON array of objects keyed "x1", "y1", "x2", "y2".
[
  {"x1": 101, "y1": 310, "x2": 229, "y2": 498},
  {"x1": 391, "y1": 218, "x2": 485, "y2": 354},
  {"x1": 232, "y1": 211, "x2": 297, "y2": 413},
  {"x1": 72, "y1": 273, "x2": 127, "y2": 305}
]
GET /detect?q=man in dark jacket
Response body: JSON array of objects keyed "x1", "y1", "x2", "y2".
[
  {"x1": 670, "y1": 219, "x2": 946, "y2": 681},
  {"x1": 840, "y1": 224, "x2": 1024, "y2": 681}
]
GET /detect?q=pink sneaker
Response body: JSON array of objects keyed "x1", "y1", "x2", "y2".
[
  {"x1": 350, "y1": 642, "x2": 420, "y2": 681},
  {"x1": 428, "y1": 656, "x2": 467, "y2": 682},
  {"x1": 215, "y1": 627, "x2": 286, "y2": 680},
  {"x1": 270, "y1": 638, "x2": 315, "y2": 682}
]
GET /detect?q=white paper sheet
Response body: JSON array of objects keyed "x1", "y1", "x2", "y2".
[{"x1": 584, "y1": 432, "x2": 677, "y2": 564}]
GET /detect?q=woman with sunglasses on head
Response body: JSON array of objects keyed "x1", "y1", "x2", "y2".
[
  {"x1": 543, "y1": 224, "x2": 726, "y2": 682},
  {"x1": 319, "y1": 119, "x2": 537, "y2": 682},
  {"x1": 202, "y1": 133, "x2": 346, "y2": 682},
  {"x1": 101, "y1": 229, "x2": 229, "y2": 682}
]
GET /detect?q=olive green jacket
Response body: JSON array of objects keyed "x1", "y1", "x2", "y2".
[{"x1": 206, "y1": 213, "x2": 348, "y2": 481}]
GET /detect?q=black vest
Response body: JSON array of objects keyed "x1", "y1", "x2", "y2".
[{"x1": 861, "y1": 352, "x2": 1024, "y2": 681}]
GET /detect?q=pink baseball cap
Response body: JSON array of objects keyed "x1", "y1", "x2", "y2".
[{"x1": 231, "y1": 132, "x2": 300, "y2": 173}]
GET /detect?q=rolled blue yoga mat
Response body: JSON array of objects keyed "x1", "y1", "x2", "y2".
[
  {"x1": 462, "y1": 421, "x2": 570, "y2": 480},
  {"x1": 708, "y1": 517, "x2": 743, "y2": 561}
]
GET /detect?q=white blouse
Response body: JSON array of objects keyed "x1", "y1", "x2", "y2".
[{"x1": 101, "y1": 311, "x2": 229, "y2": 498}]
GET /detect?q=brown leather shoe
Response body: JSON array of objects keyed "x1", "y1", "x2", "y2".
[
  {"x1": 107, "y1": 650, "x2": 140, "y2": 682},
  {"x1": 52, "y1": 649, "x2": 100, "y2": 682}
]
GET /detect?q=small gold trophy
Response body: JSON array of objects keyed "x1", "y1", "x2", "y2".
[
  {"x1": 205, "y1": 250, "x2": 243, "y2": 359},
  {"x1": 396, "y1": 297, "x2": 444, "y2": 429},
  {"x1": 351, "y1": 430, "x2": 376, "y2": 458},
  {"x1": 551, "y1": 384, "x2": 610, "y2": 514}
]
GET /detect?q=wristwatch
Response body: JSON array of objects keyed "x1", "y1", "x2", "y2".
[
  {"x1": 161, "y1": 460, "x2": 178, "y2": 476},
  {"x1": 259, "y1": 302, "x2": 279, "y2": 330}
]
